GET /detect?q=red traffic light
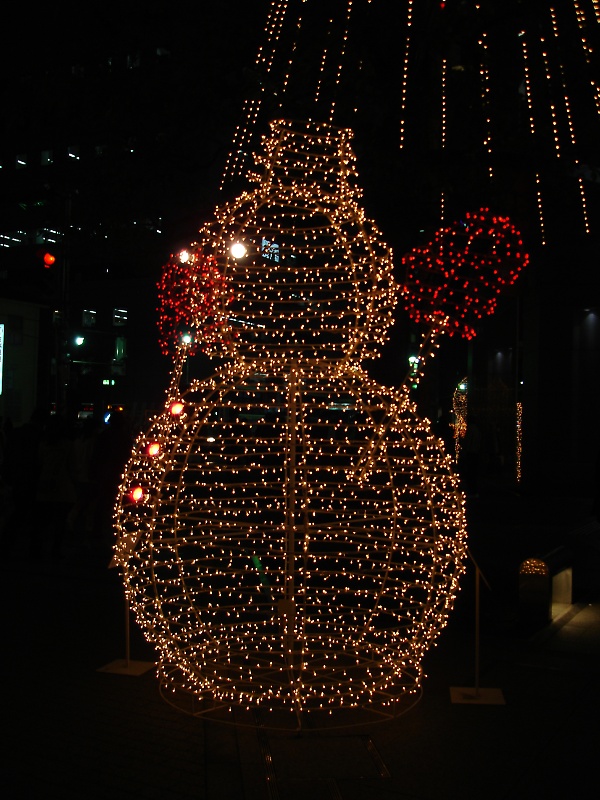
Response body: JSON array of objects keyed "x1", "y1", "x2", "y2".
[{"x1": 36, "y1": 248, "x2": 57, "y2": 268}]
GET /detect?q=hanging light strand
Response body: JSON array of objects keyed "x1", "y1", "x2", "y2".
[
  {"x1": 478, "y1": 34, "x2": 494, "y2": 179},
  {"x1": 221, "y1": 0, "x2": 291, "y2": 188},
  {"x1": 398, "y1": 0, "x2": 415, "y2": 149},
  {"x1": 328, "y1": 0, "x2": 354, "y2": 124},
  {"x1": 550, "y1": 6, "x2": 592, "y2": 234}
]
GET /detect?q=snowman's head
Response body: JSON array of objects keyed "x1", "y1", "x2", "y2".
[{"x1": 189, "y1": 120, "x2": 398, "y2": 372}]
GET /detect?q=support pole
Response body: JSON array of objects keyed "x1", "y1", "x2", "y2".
[
  {"x1": 450, "y1": 550, "x2": 505, "y2": 705},
  {"x1": 98, "y1": 592, "x2": 154, "y2": 676}
]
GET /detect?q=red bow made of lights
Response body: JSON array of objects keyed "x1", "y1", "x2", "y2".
[
  {"x1": 400, "y1": 208, "x2": 529, "y2": 339},
  {"x1": 157, "y1": 249, "x2": 232, "y2": 357}
]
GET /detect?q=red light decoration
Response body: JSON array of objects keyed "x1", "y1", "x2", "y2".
[
  {"x1": 146, "y1": 442, "x2": 161, "y2": 456},
  {"x1": 400, "y1": 208, "x2": 529, "y2": 340},
  {"x1": 129, "y1": 486, "x2": 145, "y2": 503},
  {"x1": 169, "y1": 400, "x2": 185, "y2": 417},
  {"x1": 156, "y1": 248, "x2": 233, "y2": 357},
  {"x1": 37, "y1": 248, "x2": 57, "y2": 268}
]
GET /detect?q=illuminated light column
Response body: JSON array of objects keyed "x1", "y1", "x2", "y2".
[
  {"x1": 328, "y1": 0, "x2": 353, "y2": 124},
  {"x1": 398, "y1": 0, "x2": 415, "y2": 149},
  {"x1": 549, "y1": 6, "x2": 593, "y2": 235},
  {"x1": 535, "y1": 174, "x2": 547, "y2": 246},
  {"x1": 440, "y1": 57, "x2": 447, "y2": 221},
  {"x1": 452, "y1": 378, "x2": 468, "y2": 462},
  {"x1": 276, "y1": 7, "x2": 305, "y2": 112},
  {"x1": 516, "y1": 401, "x2": 523, "y2": 484},
  {"x1": 219, "y1": 2, "x2": 599, "y2": 245},
  {"x1": 221, "y1": 0, "x2": 359, "y2": 188},
  {"x1": 477, "y1": 35, "x2": 494, "y2": 180},
  {"x1": 574, "y1": 0, "x2": 600, "y2": 83},
  {"x1": 519, "y1": 35, "x2": 536, "y2": 136},
  {"x1": 113, "y1": 120, "x2": 471, "y2": 730},
  {"x1": 516, "y1": 8, "x2": 598, "y2": 239},
  {"x1": 221, "y1": 0, "x2": 291, "y2": 187},
  {"x1": 441, "y1": 57, "x2": 447, "y2": 150},
  {"x1": 540, "y1": 39, "x2": 563, "y2": 158}
]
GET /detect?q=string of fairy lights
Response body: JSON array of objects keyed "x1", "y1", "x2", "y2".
[
  {"x1": 220, "y1": 0, "x2": 291, "y2": 187},
  {"x1": 516, "y1": 400, "x2": 523, "y2": 484},
  {"x1": 113, "y1": 120, "x2": 473, "y2": 727},
  {"x1": 326, "y1": 0, "x2": 353, "y2": 124},
  {"x1": 548, "y1": 10, "x2": 592, "y2": 235},
  {"x1": 398, "y1": 0, "x2": 415, "y2": 149},
  {"x1": 221, "y1": 0, "x2": 357, "y2": 188},
  {"x1": 220, "y1": 1, "x2": 599, "y2": 248},
  {"x1": 477, "y1": 33, "x2": 494, "y2": 181},
  {"x1": 452, "y1": 378, "x2": 468, "y2": 462}
]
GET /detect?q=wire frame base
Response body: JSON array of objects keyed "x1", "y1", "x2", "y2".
[{"x1": 157, "y1": 662, "x2": 424, "y2": 732}]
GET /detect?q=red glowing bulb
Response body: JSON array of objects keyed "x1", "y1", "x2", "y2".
[
  {"x1": 169, "y1": 401, "x2": 185, "y2": 416},
  {"x1": 130, "y1": 486, "x2": 145, "y2": 503}
]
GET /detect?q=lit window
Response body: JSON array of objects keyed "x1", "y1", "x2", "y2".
[
  {"x1": 16, "y1": 154, "x2": 27, "y2": 169},
  {"x1": 113, "y1": 308, "x2": 128, "y2": 326},
  {"x1": 36, "y1": 227, "x2": 62, "y2": 245},
  {"x1": 114, "y1": 336, "x2": 126, "y2": 361},
  {"x1": 41, "y1": 150, "x2": 53, "y2": 166},
  {"x1": 261, "y1": 238, "x2": 280, "y2": 262}
]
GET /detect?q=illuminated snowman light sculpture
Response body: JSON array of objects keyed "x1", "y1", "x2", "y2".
[{"x1": 113, "y1": 119, "x2": 528, "y2": 729}]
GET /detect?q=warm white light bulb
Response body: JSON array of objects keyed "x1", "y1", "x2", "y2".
[{"x1": 230, "y1": 242, "x2": 248, "y2": 259}]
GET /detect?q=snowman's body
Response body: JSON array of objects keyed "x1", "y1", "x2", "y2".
[{"x1": 113, "y1": 120, "x2": 467, "y2": 727}]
